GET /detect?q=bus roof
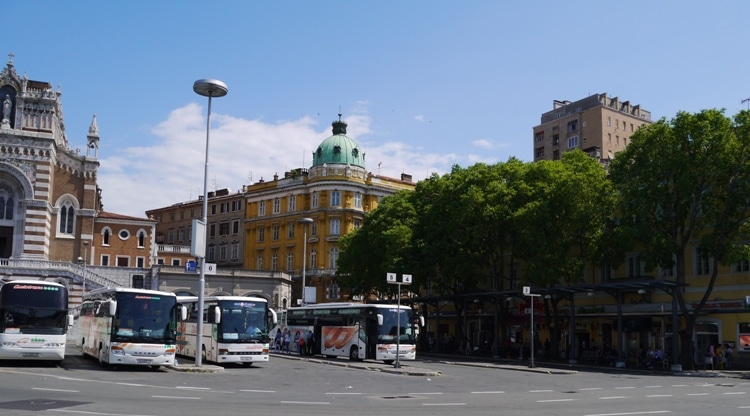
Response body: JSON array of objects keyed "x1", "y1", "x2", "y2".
[
  {"x1": 0, "y1": 279, "x2": 67, "y2": 289},
  {"x1": 178, "y1": 295, "x2": 268, "y2": 303},
  {"x1": 84, "y1": 287, "x2": 178, "y2": 299}
]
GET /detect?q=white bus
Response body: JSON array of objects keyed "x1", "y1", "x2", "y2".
[
  {"x1": 284, "y1": 302, "x2": 423, "y2": 364},
  {"x1": 0, "y1": 279, "x2": 72, "y2": 362},
  {"x1": 177, "y1": 295, "x2": 277, "y2": 365},
  {"x1": 75, "y1": 288, "x2": 186, "y2": 368}
]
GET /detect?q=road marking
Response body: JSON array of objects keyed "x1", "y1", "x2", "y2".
[
  {"x1": 32, "y1": 387, "x2": 79, "y2": 393},
  {"x1": 671, "y1": 384, "x2": 688, "y2": 387},
  {"x1": 152, "y1": 396, "x2": 200, "y2": 399},
  {"x1": 644, "y1": 386, "x2": 662, "y2": 388},
  {"x1": 471, "y1": 391, "x2": 504, "y2": 394},
  {"x1": 615, "y1": 387, "x2": 636, "y2": 390},
  {"x1": 585, "y1": 411, "x2": 671, "y2": 416},
  {"x1": 116, "y1": 383, "x2": 146, "y2": 387},
  {"x1": 422, "y1": 403, "x2": 466, "y2": 406},
  {"x1": 176, "y1": 386, "x2": 210, "y2": 390},
  {"x1": 538, "y1": 399, "x2": 576, "y2": 403},
  {"x1": 723, "y1": 392, "x2": 746, "y2": 395},
  {"x1": 686, "y1": 393, "x2": 709, "y2": 396},
  {"x1": 240, "y1": 389, "x2": 275, "y2": 393},
  {"x1": 600, "y1": 396, "x2": 628, "y2": 400},
  {"x1": 580, "y1": 387, "x2": 602, "y2": 391},
  {"x1": 530, "y1": 389, "x2": 553, "y2": 393}
]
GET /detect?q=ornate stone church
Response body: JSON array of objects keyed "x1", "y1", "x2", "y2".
[{"x1": 0, "y1": 53, "x2": 156, "y2": 303}]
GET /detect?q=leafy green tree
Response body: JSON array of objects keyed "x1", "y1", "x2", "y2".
[
  {"x1": 337, "y1": 190, "x2": 418, "y2": 300},
  {"x1": 609, "y1": 109, "x2": 750, "y2": 369}
]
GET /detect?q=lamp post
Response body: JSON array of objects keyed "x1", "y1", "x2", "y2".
[
  {"x1": 523, "y1": 286, "x2": 540, "y2": 368},
  {"x1": 298, "y1": 218, "x2": 314, "y2": 306},
  {"x1": 193, "y1": 78, "x2": 228, "y2": 367}
]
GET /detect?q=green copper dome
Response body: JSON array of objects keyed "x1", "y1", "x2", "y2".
[{"x1": 311, "y1": 116, "x2": 365, "y2": 168}]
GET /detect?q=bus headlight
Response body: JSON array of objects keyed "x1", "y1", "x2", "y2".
[{"x1": 111, "y1": 346, "x2": 125, "y2": 355}]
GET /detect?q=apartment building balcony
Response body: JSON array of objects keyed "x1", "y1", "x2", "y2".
[{"x1": 156, "y1": 244, "x2": 192, "y2": 255}]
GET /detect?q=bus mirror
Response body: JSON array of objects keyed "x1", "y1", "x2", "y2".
[
  {"x1": 108, "y1": 301, "x2": 117, "y2": 317},
  {"x1": 213, "y1": 306, "x2": 221, "y2": 324},
  {"x1": 179, "y1": 305, "x2": 187, "y2": 321},
  {"x1": 377, "y1": 314, "x2": 384, "y2": 326},
  {"x1": 67, "y1": 314, "x2": 75, "y2": 328},
  {"x1": 419, "y1": 315, "x2": 425, "y2": 327},
  {"x1": 269, "y1": 309, "x2": 278, "y2": 325}
]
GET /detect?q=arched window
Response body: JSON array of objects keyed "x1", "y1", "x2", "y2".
[
  {"x1": 5, "y1": 197, "x2": 13, "y2": 219},
  {"x1": 103, "y1": 229, "x2": 111, "y2": 245},
  {"x1": 271, "y1": 253, "x2": 278, "y2": 271},
  {"x1": 59, "y1": 202, "x2": 75, "y2": 234},
  {"x1": 138, "y1": 230, "x2": 146, "y2": 248}
]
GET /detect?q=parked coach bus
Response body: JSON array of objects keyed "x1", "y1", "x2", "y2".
[
  {"x1": 0, "y1": 279, "x2": 72, "y2": 362},
  {"x1": 177, "y1": 295, "x2": 277, "y2": 365},
  {"x1": 284, "y1": 302, "x2": 423, "y2": 364},
  {"x1": 75, "y1": 288, "x2": 186, "y2": 368}
]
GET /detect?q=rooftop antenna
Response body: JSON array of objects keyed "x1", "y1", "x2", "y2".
[{"x1": 743, "y1": 98, "x2": 750, "y2": 110}]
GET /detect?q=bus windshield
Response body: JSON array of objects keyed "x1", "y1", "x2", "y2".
[
  {"x1": 218, "y1": 300, "x2": 269, "y2": 342},
  {"x1": 114, "y1": 292, "x2": 177, "y2": 342},
  {"x1": 0, "y1": 283, "x2": 68, "y2": 335},
  {"x1": 378, "y1": 308, "x2": 416, "y2": 343}
]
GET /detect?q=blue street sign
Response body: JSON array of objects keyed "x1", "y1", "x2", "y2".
[{"x1": 185, "y1": 260, "x2": 197, "y2": 273}]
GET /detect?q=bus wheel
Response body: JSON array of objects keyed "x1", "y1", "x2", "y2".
[
  {"x1": 383, "y1": 360, "x2": 394, "y2": 365},
  {"x1": 349, "y1": 346, "x2": 360, "y2": 361}
]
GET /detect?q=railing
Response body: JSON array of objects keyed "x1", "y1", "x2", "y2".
[
  {"x1": 0, "y1": 258, "x2": 120, "y2": 289},
  {"x1": 157, "y1": 244, "x2": 192, "y2": 254}
]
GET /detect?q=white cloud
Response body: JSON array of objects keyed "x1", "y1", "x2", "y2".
[{"x1": 97, "y1": 103, "x2": 478, "y2": 218}]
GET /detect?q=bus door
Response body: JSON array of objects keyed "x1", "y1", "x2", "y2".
[{"x1": 365, "y1": 317, "x2": 379, "y2": 359}]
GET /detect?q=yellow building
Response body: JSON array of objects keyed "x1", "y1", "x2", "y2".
[{"x1": 243, "y1": 115, "x2": 415, "y2": 309}]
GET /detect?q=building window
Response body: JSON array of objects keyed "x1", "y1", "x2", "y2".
[
  {"x1": 171, "y1": 258, "x2": 180, "y2": 266},
  {"x1": 288, "y1": 195, "x2": 296, "y2": 212},
  {"x1": 330, "y1": 191, "x2": 341, "y2": 207},
  {"x1": 58, "y1": 201, "x2": 75, "y2": 234},
  {"x1": 132, "y1": 275, "x2": 151, "y2": 289},
  {"x1": 258, "y1": 201, "x2": 266, "y2": 216},
  {"x1": 287, "y1": 221, "x2": 295, "y2": 239},
  {"x1": 312, "y1": 192, "x2": 318, "y2": 208},
  {"x1": 552, "y1": 150, "x2": 560, "y2": 160},
  {"x1": 272, "y1": 224, "x2": 280, "y2": 240},
  {"x1": 177, "y1": 229, "x2": 184, "y2": 243},
  {"x1": 211, "y1": 204, "x2": 216, "y2": 215},
  {"x1": 117, "y1": 256, "x2": 130, "y2": 267},
  {"x1": 354, "y1": 220, "x2": 361, "y2": 230},
  {"x1": 310, "y1": 248, "x2": 317, "y2": 269},
  {"x1": 103, "y1": 229, "x2": 111, "y2": 245},
  {"x1": 552, "y1": 134, "x2": 559, "y2": 146},
  {"x1": 326, "y1": 281, "x2": 340, "y2": 300},
  {"x1": 232, "y1": 220, "x2": 240, "y2": 234},
  {"x1": 535, "y1": 147, "x2": 544, "y2": 158},
  {"x1": 534, "y1": 131, "x2": 544, "y2": 142},
  {"x1": 119, "y1": 229, "x2": 130, "y2": 240},
  {"x1": 695, "y1": 248, "x2": 712, "y2": 275},
  {"x1": 273, "y1": 198, "x2": 281, "y2": 214},
  {"x1": 354, "y1": 192, "x2": 362, "y2": 209},
  {"x1": 272, "y1": 253, "x2": 278, "y2": 271},
  {"x1": 136, "y1": 257, "x2": 145, "y2": 268},
  {"x1": 231, "y1": 242, "x2": 239, "y2": 260},
  {"x1": 101, "y1": 255, "x2": 110, "y2": 266},
  {"x1": 0, "y1": 194, "x2": 14, "y2": 220},
  {"x1": 219, "y1": 222, "x2": 229, "y2": 236},
  {"x1": 567, "y1": 119, "x2": 578, "y2": 132},
  {"x1": 567, "y1": 136, "x2": 579, "y2": 149},
  {"x1": 311, "y1": 221, "x2": 318, "y2": 236},
  {"x1": 156, "y1": 258, "x2": 164, "y2": 265},
  {"x1": 208, "y1": 246, "x2": 215, "y2": 262},
  {"x1": 330, "y1": 218, "x2": 340, "y2": 235},
  {"x1": 329, "y1": 247, "x2": 339, "y2": 269},
  {"x1": 286, "y1": 252, "x2": 294, "y2": 271},
  {"x1": 209, "y1": 224, "x2": 216, "y2": 237},
  {"x1": 627, "y1": 254, "x2": 645, "y2": 277},
  {"x1": 256, "y1": 255, "x2": 263, "y2": 270},
  {"x1": 607, "y1": 116, "x2": 611, "y2": 126},
  {"x1": 219, "y1": 244, "x2": 227, "y2": 261},
  {"x1": 221, "y1": 202, "x2": 229, "y2": 213},
  {"x1": 258, "y1": 226, "x2": 265, "y2": 242},
  {"x1": 138, "y1": 231, "x2": 146, "y2": 248},
  {"x1": 168, "y1": 229, "x2": 174, "y2": 243}
]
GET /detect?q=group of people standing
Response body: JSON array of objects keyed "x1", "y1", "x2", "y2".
[
  {"x1": 272, "y1": 328, "x2": 316, "y2": 356},
  {"x1": 706, "y1": 342, "x2": 733, "y2": 369}
]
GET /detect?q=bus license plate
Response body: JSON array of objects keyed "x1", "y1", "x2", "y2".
[
  {"x1": 137, "y1": 359, "x2": 153, "y2": 364},
  {"x1": 240, "y1": 356, "x2": 252, "y2": 361}
]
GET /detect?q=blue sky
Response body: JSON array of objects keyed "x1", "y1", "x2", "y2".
[{"x1": 5, "y1": 1, "x2": 750, "y2": 217}]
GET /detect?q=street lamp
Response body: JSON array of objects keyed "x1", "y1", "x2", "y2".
[
  {"x1": 193, "y1": 78, "x2": 228, "y2": 367},
  {"x1": 298, "y1": 217, "x2": 314, "y2": 306}
]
